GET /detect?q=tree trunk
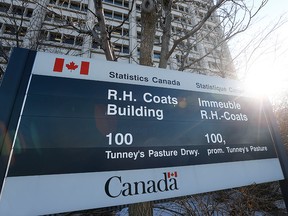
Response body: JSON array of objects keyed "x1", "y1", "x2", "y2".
[
  {"x1": 139, "y1": 0, "x2": 157, "y2": 66},
  {"x1": 22, "y1": 0, "x2": 49, "y2": 50},
  {"x1": 94, "y1": 0, "x2": 116, "y2": 61},
  {"x1": 159, "y1": 0, "x2": 172, "y2": 68},
  {"x1": 129, "y1": 201, "x2": 153, "y2": 216},
  {"x1": 130, "y1": 0, "x2": 157, "y2": 215}
]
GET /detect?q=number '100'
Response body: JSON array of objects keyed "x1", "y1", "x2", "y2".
[{"x1": 106, "y1": 133, "x2": 133, "y2": 145}]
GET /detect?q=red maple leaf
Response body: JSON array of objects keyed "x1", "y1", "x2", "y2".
[{"x1": 66, "y1": 61, "x2": 78, "y2": 71}]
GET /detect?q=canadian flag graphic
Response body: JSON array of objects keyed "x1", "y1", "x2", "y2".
[
  {"x1": 167, "y1": 171, "x2": 178, "y2": 178},
  {"x1": 53, "y1": 58, "x2": 90, "y2": 75}
]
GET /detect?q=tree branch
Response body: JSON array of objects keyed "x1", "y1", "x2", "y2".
[{"x1": 167, "y1": 0, "x2": 226, "y2": 59}]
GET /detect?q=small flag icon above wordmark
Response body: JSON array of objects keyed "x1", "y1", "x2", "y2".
[
  {"x1": 53, "y1": 58, "x2": 90, "y2": 75},
  {"x1": 167, "y1": 172, "x2": 178, "y2": 178}
]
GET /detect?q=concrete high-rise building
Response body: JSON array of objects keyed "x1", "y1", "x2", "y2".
[{"x1": 0, "y1": 0, "x2": 235, "y2": 78}]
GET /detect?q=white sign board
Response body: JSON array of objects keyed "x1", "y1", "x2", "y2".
[{"x1": 0, "y1": 50, "x2": 284, "y2": 215}]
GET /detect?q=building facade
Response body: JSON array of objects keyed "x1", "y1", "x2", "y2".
[{"x1": 0, "y1": 0, "x2": 235, "y2": 78}]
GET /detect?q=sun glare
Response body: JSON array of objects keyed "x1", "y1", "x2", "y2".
[{"x1": 244, "y1": 69, "x2": 287, "y2": 98}]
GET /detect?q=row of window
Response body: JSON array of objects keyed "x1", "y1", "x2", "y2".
[
  {"x1": 136, "y1": 49, "x2": 161, "y2": 59},
  {"x1": 175, "y1": 55, "x2": 201, "y2": 66},
  {"x1": 0, "y1": 3, "x2": 33, "y2": 18},
  {"x1": 104, "y1": 0, "x2": 129, "y2": 8},
  {"x1": 91, "y1": 39, "x2": 129, "y2": 54},
  {"x1": 104, "y1": 9, "x2": 128, "y2": 21},
  {"x1": 45, "y1": 12, "x2": 130, "y2": 38},
  {"x1": 135, "y1": 3, "x2": 189, "y2": 13},
  {"x1": 114, "y1": 44, "x2": 129, "y2": 54},
  {"x1": 172, "y1": 4, "x2": 189, "y2": 13},
  {"x1": 40, "y1": 31, "x2": 83, "y2": 46},
  {"x1": 43, "y1": 31, "x2": 130, "y2": 54},
  {"x1": 1, "y1": 27, "x2": 83, "y2": 46},
  {"x1": 49, "y1": 0, "x2": 88, "y2": 12},
  {"x1": 196, "y1": 10, "x2": 215, "y2": 22},
  {"x1": 166, "y1": 9, "x2": 216, "y2": 26},
  {"x1": 1, "y1": 23, "x2": 27, "y2": 37},
  {"x1": 0, "y1": 23, "x2": 130, "y2": 55},
  {"x1": 44, "y1": 12, "x2": 86, "y2": 27},
  {"x1": 193, "y1": 1, "x2": 212, "y2": 11},
  {"x1": 173, "y1": 15, "x2": 193, "y2": 25},
  {"x1": 111, "y1": 27, "x2": 129, "y2": 37}
]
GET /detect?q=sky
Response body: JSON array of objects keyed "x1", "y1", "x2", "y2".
[{"x1": 229, "y1": 0, "x2": 288, "y2": 99}]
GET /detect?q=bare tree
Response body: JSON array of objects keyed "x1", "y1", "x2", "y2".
[
  {"x1": 0, "y1": 0, "x2": 271, "y2": 77},
  {"x1": 1, "y1": 0, "x2": 287, "y2": 216}
]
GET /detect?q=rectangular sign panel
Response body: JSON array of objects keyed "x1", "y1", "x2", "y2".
[{"x1": 0, "y1": 50, "x2": 284, "y2": 215}]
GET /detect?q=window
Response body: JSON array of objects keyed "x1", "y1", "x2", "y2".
[
  {"x1": 104, "y1": 10, "x2": 113, "y2": 18},
  {"x1": 19, "y1": 27, "x2": 27, "y2": 36},
  {"x1": 104, "y1": 0, "x2": 128, "y2": 7},
  {"x1": 123, "y1": 45, "x2": 129, "y2": 54},
  {"x1": 0, "y1": 3, "x2": 9, "y2": 13},
  {"x1": 179, "y1": 6, "x2": 184, "y2": 12},
  {"x1": 123, "y1": 14, "x2": 128, "y2": 21},
  {"x1": 49, "y1": 32, "x2": 62, "y2": 42},
  {"x1": 12, "y1": 6, "x2": 24, "y2": 16},
  {"x1": 70, "y1": 1, "x2": 80, "y2": 10},
  {"x1": 174, "y1": 15, "x2": 180, "y2": 22},
  {"x1": 26, "y1": 8, "x2": 33, "y2": 17},
  {"x1": 122, "y1": 28, "x2": 129, "y2": 37},
  {"x1": 49, "y1": 0, "x2": 56, "y2": 4},
  {"x1": 154, "y1": 52, "x2": 161, "y2": 59},
  {"x1": 3, "y1": 24, "x2": 16, "y2": 35},
  {"x1": 136, "y1": 4, "x2": 141, "y2": 11},
  {"x1": 123, "y1": 1, "x2": 129, "y2": 8},
  {"x1": 39, "y1": 30, "x2": 48, "y2": 40},
  {"x1": 58, "y1": 0, "x2": 68, "y2": 8},
  {"x1": 137, "y1": 32, "x2": 141, "y2": 39},
  {"x1": 113, "y1": 28, "x2": 122, "y2": 36},
  {"x1": 155, "y1": 36, "x2": 160, "y2": 43},
  {"x1": 114, "y1": 0, "x2": 123, "y2": 6},
  {"x1": 63, "y1": 35, "x2": 75, "y2": 45},
  {"x1": 54, "y1": 14, "x2": 66, "y2": 24},
  {"x1": 81, "y1": 4, "x2": 88, "y2": 11},
  {"x1": 45, "y1": 12, "x2": 53, "y2": 22},
  {"x1": 136, "y1": 16, "x2": 141, "y2": 23},
  {"x1": 92, "y1": 40, "x2": 99, "y2": 49},
  {"x1": 114, "y1": 12, "x2": 122, "y2": 20},
  {"x1": 104, "y1": 0, "x2": 114, "y2": 4},
  {"x1": 75, "y1": 36, "x2": 83, "y2": 46},
  {"x1": 114, "y1": 44, "x2": 130, "y2": 54},
  {"x1": 114, "y1": 45, "x2": 121, "y2": 52},
  {"x1": 69, "y1": 17, "x2": 78, "y2": 23}
]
